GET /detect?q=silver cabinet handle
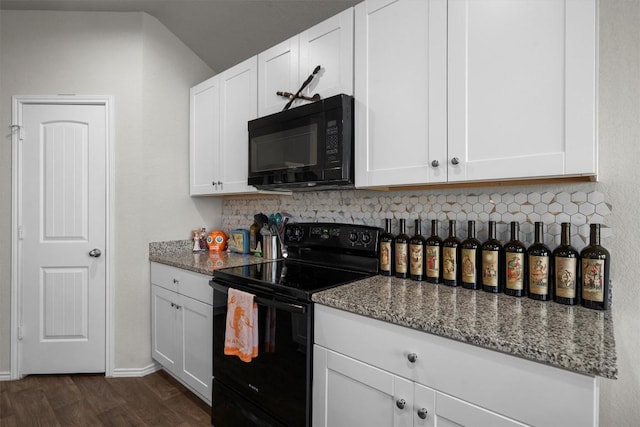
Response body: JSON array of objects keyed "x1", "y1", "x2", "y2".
[
  {"x1": 451, "y1": 157, "x2": 460, "y2": 165},
  {"x1": 431, "y1": 160, "x2": 439, "y2": 167},
  {"x1": 396, "y1": 399, "x2": 406, "y2": 410},
  {"x1": 407, "y1": 353, "x2": 418, "y2": 363},
  {"x1": 88, "y1": 248, "x2": 101, "y2": 258},
  {"x1": 417, "y1": 408, "x2": 428, "y2": 419}
]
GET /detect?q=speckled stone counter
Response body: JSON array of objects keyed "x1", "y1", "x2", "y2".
[
  {"x1": 149, "y1": 240, "x2": 268, "y2": 275},
  {"x1": 312, "y1": 276, "x2": 617, "y2": 379}
]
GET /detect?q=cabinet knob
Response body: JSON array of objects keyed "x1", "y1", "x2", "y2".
[
  {"x1": 431, "y1": 160, "x2": 439, "y2": 168},
  {"x1": 407, "y1": 353, "x2": 418, "y2": 363},
  {"x1": 217, "y1": 181, "x2": 223, "y2": 186},
  {"x1": 173, "y1": 278, "x2": 179, "y2": 284},
  {"x1": 396, "y1": 398, "x2": 406, "y2": 410},
  {"x1": 417, "y1": 408, "x2": 428, "y2": 419},
  {"x1": 170, "y1": 302, "x2": 175, "y2": 308},
  {"x1": 212, "y1": 181, "x2": 216, "y2": 187},
  {"x1": 451, "y1": 157, "x2": 460, "y2": 165}
]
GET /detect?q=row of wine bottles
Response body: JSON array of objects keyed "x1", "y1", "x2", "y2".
[{"x1": 379, "y1": 218, "x2": 610, "y2": 310}]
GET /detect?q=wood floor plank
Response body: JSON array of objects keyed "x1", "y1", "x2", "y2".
[
  {"x1": 53, "y1": 399, "x2": 104, "y2": 426},
  {"x1": 6, "y1": 387, "x2": 60, "y2": 426},
  {"x1": 0, "y1": 370, "x2": 211, "y2": 427}
]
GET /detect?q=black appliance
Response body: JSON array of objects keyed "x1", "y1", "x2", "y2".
[
  {"x1": 247, "y1": 94, "x2": 354, "y2": 191},
  {"x1": 210, "y1": 222, "x2": 381, "y2": 427}
]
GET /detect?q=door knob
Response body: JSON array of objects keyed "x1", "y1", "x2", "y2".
[{"x1": 89, "y1": 248, "x2": 102, "y2": 258}]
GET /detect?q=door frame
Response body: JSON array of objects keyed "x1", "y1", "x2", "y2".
[{"x1": 10, "y1": 95, "x2": 114, "y2": 379}]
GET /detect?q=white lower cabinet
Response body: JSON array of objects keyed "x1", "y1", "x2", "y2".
[
  {"x1": 151, "y1": 262, "x2": 213, "y2": 405},
  {"x1": 313, "y1": 304, "x2": 599, "y2": 427}
]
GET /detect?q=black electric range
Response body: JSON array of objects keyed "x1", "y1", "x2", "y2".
[{"x1": 210, "y1": 222, "x2": 381, "y2": 427}]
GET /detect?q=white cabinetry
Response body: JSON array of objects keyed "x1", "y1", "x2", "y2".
[
  {"x1": 151, "y1": 262, "x2": 213, "y2": 404},
  {"x1": 354, "y1": 0, "x2": 447, "y2": 187},
  {"x1": 258, "y1": 8, "x2": 354, "y2": 116},
  {"x1": 354, "y1": 0, "x2": 597, "y2": 188},
  {"x1": 313, "y1": 304, "x2": 599, "y2": 427},
  {"x1": 190, "y1": 56, "x2": 258, "y2": 195}
]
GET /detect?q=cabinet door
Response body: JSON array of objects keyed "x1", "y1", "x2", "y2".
[
  {"x1": 151, "y1": 285, "x2": 179, "y2": 372},
  {"x1": 313, "y1": 346, "x2": 414, "y2": 427},
  {"x1": 219, "y1": 56, "x2": 258, "y2": 195},
  {"x1": 178, "y1": 294, "x2": 213, "y2": 404},
  {"x1": 414, "y1": 383, "x2": 436, "y2": 427},
  {"x1": 258, "y1": 36, "x2": 299, "y2": 116},
  {"x1": 299, "y1": 7, "x2": 354, "y2": 101},
  {"x1": 354, "y1": 0, "x2": 448, "y2": 188},
  {"x1": 190, "y1": 76, "x2": 221, "y2": 195},
  {"x1": 447, "y1": 0, "x2": 597, "y2": 182},
  {"x1": 435, "y1": 392, "x2": 527, "y2": 427}
]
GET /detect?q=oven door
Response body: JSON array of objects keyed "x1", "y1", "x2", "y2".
[{"x1": 211, "y1": 280, "x2": 312, "y2": 427}]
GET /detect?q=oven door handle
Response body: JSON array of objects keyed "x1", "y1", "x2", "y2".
[{"x1": 211, "y1": 281, "x2": 307, "y2": 314}]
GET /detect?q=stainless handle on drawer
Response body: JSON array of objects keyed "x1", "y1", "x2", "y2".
[
  {"x1": 396, "y1": 399, "x2": 406, "y2": 410},
  {"x1": 417, "y1": 408, "x2": 428, "y2": 419},
  {"x1": 407, "y1": 353, "x2": 418, "y2": 363}
]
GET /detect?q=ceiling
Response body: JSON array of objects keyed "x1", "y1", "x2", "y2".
[{"x1": 0, "y1": 0, "x2": 359, "y2": 73}]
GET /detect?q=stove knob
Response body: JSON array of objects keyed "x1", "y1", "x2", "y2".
[
  {"x1": 361, "y1": 232, "x2": 371, "y2": 244},
  {"x1": 349, "y1": 232, "x2": 358, "y2": 243}
]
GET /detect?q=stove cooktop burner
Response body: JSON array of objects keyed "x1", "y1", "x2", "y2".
[{"x1": 212, "y1": 259, "x2": 372, "y2": 301}]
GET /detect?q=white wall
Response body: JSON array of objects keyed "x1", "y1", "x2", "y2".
[{"x1": 0, "y1": 10, "x2": 222, "y2": 372}]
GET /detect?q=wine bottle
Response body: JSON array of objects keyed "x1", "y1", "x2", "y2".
[
  {"x1": 482, "y1": 221, "x2": 504, "y2": 293},
  {"x1": 442, "y1": 220, "x2": 460, "y2": 286},
  {"x1": 460, "y1": 220, "x2": 482, "y2": 290},
  {"x1": 409, "y1": 219, "x2": 426, "y2": 281},
  {"x1": 580, "y1": 224, "x2": 610, "y2": 310},
  {"x1": 504, "y1": 221, "x2": 526, "y2": 297},
  {"x1": 425, "y1": 219, "x2": 443, "y2": 284},
  {"x1": 553, "y1": 222, "x2": 580, "y2": 305},
  {"x1": 527, "y1": 222, "x2": 551, "y2": 301},
  {"x1": 395, "y1": 219, "x2": 410, "y2": 279},
  {"x1": 379, "y1": 218, "x2": 395, "y2": 276}
]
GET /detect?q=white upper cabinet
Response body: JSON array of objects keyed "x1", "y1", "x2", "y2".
[
  {"x1": 218, "y1": 57, "x2": 259, "y2": 194},
  {"x1": 355, "y1": 0, "x2": 597, "y2": 188},
  {"x1": 190, "y1": 56, "x2": 258, "y2": 196},
  {"x1": 257, "y1": 36, "x2": 300, "y2": 117},
  {"x1": 258, "y1": 8, "x2": 354, "y2": 116},
  {"x1": 447, "y1": 0, "x2": 597, "y2": 182},
  {"x1": 190, "y1": 76, "x2": 220, "y2": 195},
  {"x1": 354, "y1": 0, "x2": 448, "y2": 187}
]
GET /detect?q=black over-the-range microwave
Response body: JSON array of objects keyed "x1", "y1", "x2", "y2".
[{"x1": 248, "y1": 93, "x2": 354, "y2": 191}]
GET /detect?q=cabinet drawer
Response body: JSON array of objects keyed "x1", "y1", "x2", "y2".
[
  {"x1": 314, "y1": 304, "x2": 598, "y2": 427},
  {"x1": 151, "y1": 262, "x2": 212, "y2": 305}
]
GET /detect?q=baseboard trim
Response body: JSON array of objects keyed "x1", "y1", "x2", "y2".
[
  {"x1": 0, "y1": 371, "x2": 11, "y2": 381},
  {"x1": 109, "y1": 363, "x2": 161, "y2": 378}
]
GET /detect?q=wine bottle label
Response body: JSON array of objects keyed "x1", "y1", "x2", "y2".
[
  {"x1": 529, "y1": 255, "x2": 549, "y2": 295},
  {"x1": 506, "y1": 252, "x2": 524, "y2": 290},
  {"x1": 482, "y1": 250, "x2": 499, "y2": 287},
  {"x1": 380, "y1": 241, "x2": 392, "y2": 272},
  {"x1": 395, "y1": 243, "x2": 408, "y2": 274},
  {"x1": 426, "y1": 245, "x2": 440, "y2": 278},
  {"x1": 582, "y1": 259, "x2": 605, "y2": 302},
  {"x1": 555, "y1": 257, "x2": 577, "y2": 298},
  {"x1": 461, "y1": 248, "x2": 476, "y2": 283},
  {"x1": 410, "y1": 244, "x2": 424, "y2": 275},
  {"x1": 443, "y1": 247, "x2": 457, "y2": 280}
]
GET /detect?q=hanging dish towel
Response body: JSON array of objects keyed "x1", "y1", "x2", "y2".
[{"x1": 224, "y1": 288, "x2": 258, "y2": 362}]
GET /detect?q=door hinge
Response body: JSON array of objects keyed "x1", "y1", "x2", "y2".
[
  {"x1": 10, "y1": 124, "x2": 24, "y2": 140},
  {"x1": 17, "y1": 226, "x2": 23, "y2": 240},
  {"x1": 18, "y1": 324, "x2": 23, "y2": 340}
]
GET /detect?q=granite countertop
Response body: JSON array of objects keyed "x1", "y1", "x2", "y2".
[
  {"x1": 313, "y1": 276, "x2": 618, "y2": 380},
  {"x1": 149, "y1": 240, "x2": 268, "y2": 275}
]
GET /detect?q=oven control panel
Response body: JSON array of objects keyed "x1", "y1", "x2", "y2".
[{"x1": 284, "y1": 222, "x2": 381, "y2": 253}]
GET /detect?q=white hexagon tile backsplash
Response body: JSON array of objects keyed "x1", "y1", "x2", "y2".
[{"x1": 222, "y1": 189, "x2": 612, "y2": 250}]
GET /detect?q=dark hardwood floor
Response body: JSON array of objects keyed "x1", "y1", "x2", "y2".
[{"x1": 0, "y1": 370, "x2": 211, "y2": 426}]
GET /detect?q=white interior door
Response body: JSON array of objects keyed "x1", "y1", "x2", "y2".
[{"x1": 16, "y1": 99, "x2": 108, "y2": 374}]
